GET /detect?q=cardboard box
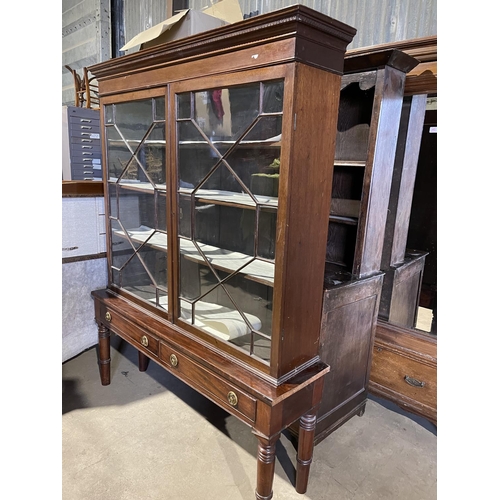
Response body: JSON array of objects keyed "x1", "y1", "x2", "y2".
[{"x1": 121, "y1": 0, "x2": 243, "y2": 52}]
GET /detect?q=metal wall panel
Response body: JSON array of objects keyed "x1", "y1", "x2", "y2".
[
  {"x1": 122, "y1": 0, "x2": 171, "y2": 54},
  {"x1": 188, "y1": 0, "x2": 437, "y2": 50},
  {"x1": 62, "y1": 0, "x2": 111, "y2": 106}
]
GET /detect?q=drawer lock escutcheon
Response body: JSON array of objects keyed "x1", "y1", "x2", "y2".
[
  {"x1": 105, "y1": 312, "x2": 112, "y2": 322},
  {"x1": 227, "y1": 391, "x2": 238, "y2": 407},
  {"x1": 404, "y1": 375, "x2": 425, "y2": 388},
  {"x1": 169, "y1": 354, "x2": 178, "y2": 367},
  {"x1": 140, "y1": 336, "x2": 149, "y2": 347}
]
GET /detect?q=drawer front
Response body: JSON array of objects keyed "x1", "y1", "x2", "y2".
[
  {"x1": 159, "y1": 343, "x2": 256, "y2": 424},
  {"x1": 67, "y1": 107, "x2": 100, "y2": 121},
  {"x1": 70, "y1": 129, "x2": 101, "y2": 140},
  {"x1": 71, "y1": 143, "x2": 102, "y2": 153},
  {"x1": 371, "y1": 346, "x2": 436, "y2": 409},
  {"x1": 71, "y1": 154, "x2": 102, "y2": 166},
  {"x1": 70, "y1": 136, "x2": 102, "y2": 146},
  {"x1": 71, "y1": 172, "x2": 97, "y2": 181},
  {"x1": 103, "y1": 309, "x2": 159, "y2": 357},
  {"x1": 71, "y1": 163, "x2": 102, "y2": 175}
]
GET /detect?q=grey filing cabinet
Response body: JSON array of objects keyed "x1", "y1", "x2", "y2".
[{"x1": 62, "y1": 106, "x2": 102, "y2": 180}]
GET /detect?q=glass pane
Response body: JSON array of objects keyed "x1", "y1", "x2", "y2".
[
  {"x1": 106, "y1": 98, "x2": 167, "y2": 309},
  {"x1": 110, "y1": 219, "x2": 133, "y2": 273},
  {"x1": 137, "y1": 243, "x2": 167, "y2": 289},
  {"x1": 190, "y1": 284, "x2": 261, "y2": 342},
  {"x1": 135, "y1": 123, "x2": 166, "y2": 187},
  {"x1": 194, "y1": 202, "x2": 256, "y2": 257},
  {"x1": 105, "y1": 104, "x2": 114, "y2": 124},
  {"x1": 217, "y1": 269, "x2": 273, "y2": 337},
  {"x1": 177, "y1": 92, "x2": 191, "y2": 119},
  {"x1": 121, "y1": 253, "x2": 156, "y2": 300},
  {"x1": 115, "y1": 100, "x2": 154, "y2": 141},
  {"x1": 257, "y1": 209, "x2": 277, "y2": 260},
  {"x1": 108, "y1": 182, "x2": 117, "y2": 218},
  {"x1": 106, "y1": 125, "x2": 132, "y2": 180},
  {"x1": 193, "y1": 85, "x2": 260, "y2": 142},
  {"x1": 178, "y1": 120, "x2": 221, "y2": 190},
  {"x1": 156, "y1": 191, "x2": 167, "y2": 232},
  {"x1": 154, "y1": 97, "x2": 165, "y2": 121},
  {"x1": 231, "y1": 333, "x2": 271, "y2": 362},
  {"x1": 176, "y1": 80, "x2": 284, "y2": 361},
  {"x1": 178, "y1": 194, "x2": 192, "y2": 239},
  {"x1": 116, "y1": 189, "x2": 154, "y2": 234},
  {"x1": 179, "y1": 240, "x2": 218, "y2": 301},
  {"x1": 262, "y1": 80, "x2": 284, "y2": 113}
]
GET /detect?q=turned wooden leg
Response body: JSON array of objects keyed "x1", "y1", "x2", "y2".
[
  {"x1": 295, "y1": 411, "x2": 317, "y2": 494},
  {"x1": 255, "y1": 434, "x2": 279, "y2": 500},
  {"x1": 98, "y1": 324, "x2": 111, "y2": 385},
  {"x1": 138, "y1": 350, "x2": 150, "y2": 372}
]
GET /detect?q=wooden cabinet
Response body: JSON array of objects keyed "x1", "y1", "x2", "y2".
[
  {"x1": 378, "y1": 94, "x2": 428, "y2": 329},
  {"x1": 370, "y1": 321, "x2": 437, "y2": 424},
  {"x1": 354, "y1": 37, "x2": 438, "y2": 425},
  {"x1": 89, "y1": 6, "x2": 355, "y2": 499},
  {"x1": 307, "y1": 49, "x2": 420, "y2": 444}
]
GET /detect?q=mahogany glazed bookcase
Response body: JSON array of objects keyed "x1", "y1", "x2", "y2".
[{"x1": 88, "y1": 6, "x2": 356, "y2": 499}]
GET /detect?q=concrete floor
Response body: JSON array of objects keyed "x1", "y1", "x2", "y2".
[{"x1": 62, "y1": 335, "x2": 437, "y2": 500}]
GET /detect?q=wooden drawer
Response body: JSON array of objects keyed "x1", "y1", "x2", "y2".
[
  {"x1": 159, "y1": 342, "x2": 257, "y2": 424},
  {"x1": 102, "y1": 308, "x2": 159, "y2": 357},
  {"x1": 370, "y1": 343, "x2": 436, "y2": 414}
]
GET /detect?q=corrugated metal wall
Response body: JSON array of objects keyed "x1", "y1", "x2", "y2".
[
  {"x1": 189, "y1": 0, "x2": 437, "y2": 50},
  {"x1": 62, "y1": 0, "x2": 111, "y2": 107},
  {"x1": 122, "y1": 0, "x2": 171, "y2": 52}
]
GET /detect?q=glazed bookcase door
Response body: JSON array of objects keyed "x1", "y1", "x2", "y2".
[
  {"x1": 104, "y1": 94, "x2": 169, "y2": 312},
  {"x1": 171, "y1": 72, "x2": 286, "y2": 367}
]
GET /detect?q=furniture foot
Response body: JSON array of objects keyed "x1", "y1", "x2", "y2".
[
  {"x1": 98, "y1": 324, "x2": 111, "y2": 385},
  {"x1": 255, "y1": 435, "x2": 279, "y2": 500},
  {"x1": 138, "y1": 350, "x2": 150, "y2": 372},
  {"x1": 295, "y1": 411, "x2": 317, "y2": 494},
  {"x1": 358, "y1": 403, "x2": 366, "y2": 417}
]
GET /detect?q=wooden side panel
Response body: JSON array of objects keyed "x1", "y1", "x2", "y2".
[
  {"x1": 314, "y1": 274, "x2": 383, "y2": 438},
  {"x1": 379, "y1": 254, "x2": 426, "y2": 329},
  {"x1": 386, "y1": 95, "x2": 427, "y2": 267},
  {"x1": 354, "y1": 66, "x2": 406, "y2": 278},
  {"x1": 389, "y1": 259, "x2": 425, "y2": 328},
  {"x1": 274, "y1": 63, "x2": 342, "y2": 378}
]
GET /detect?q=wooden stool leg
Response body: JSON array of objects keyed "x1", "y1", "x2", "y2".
[
  {"x1": 138, "y1": 350, "x2": 150, "y2": 372},
  {"x1": 295, "y1": 411, "x2": 317, "y2": 494},
  {"x1": 97, "y1": 324, "x2": 111, "y2": 385},
  {"x1": 255, "y1": 435, "x2": 279, "y2": 500}
]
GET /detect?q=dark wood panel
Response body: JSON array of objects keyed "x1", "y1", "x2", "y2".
[
  {"x1": 314, "y1": 274, "x2": 383, "y2": 441},
  {"x1": 274, "y1": 63, "x2": 342, "y2": 379},
  {"x1": 354, "y1": 65, "x2": 406, "y2": 278},
  {"x1": 382, "y1": 95, "x2": 427, "y2": 268},
  {"x1": 62, "y1": 180, "x2": 104, "y2": 197}
]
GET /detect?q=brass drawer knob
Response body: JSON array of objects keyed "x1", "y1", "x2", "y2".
[
  {"x1": 227, "y1": 391, "x2": 238, "y2": 407},
  {"x1": 105, "y1": 312, "x2": 112, "y2": 322},
  {"x1": 170, "y1": 354, "x2": 178, "y2": 367},
  {"x1": 140, "y1": 335, "x2": 149, "y2": 347}
]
